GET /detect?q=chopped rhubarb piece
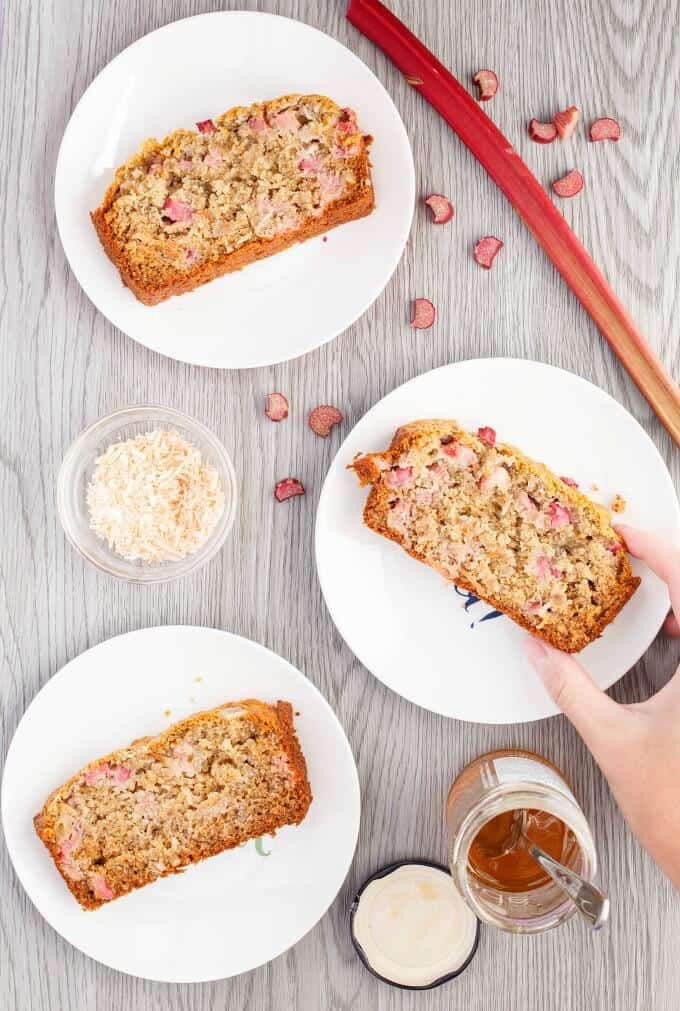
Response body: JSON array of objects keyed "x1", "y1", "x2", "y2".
[
  {"x1": 589, "y1": 117, "x2": 621, "y2": 142},
  {"x1": 196, "y1": 119, "x2": 216, "y2": 134},
  {"x1": 299, "y1": 155, "x2": 324, "y2": 173},
  {"x1": 271, "y1": 109, "x2": 299, "y2": 132},
  {"x1": 309, "y1": 404, "x2": 343, "y2": 438},
  {"x1": 473, "y1": 236, "x2": 503, "y2": 269},
  {"x1": 248, "y1": 116, "x2": 267, "y2": 133},
  {"x1": 411, "y1": 298, "x2": 436, "y2": 329},
  {"x1": 265, "y1": 392, "x2": 289, "y2": 422},
  {"x1": 442, "y1": 441, "x2": 478, "y2": 468},
  {"x1": 177, "y1": 159, "x2": 193, "y2": 171},
  {"x1": 528, "y1": 119, "x2": 558, "y2": 144},
  {"x1": 533, "y1": 554, "x2": 562, "y2": 579},
  {"x1": 385, "y1": 466, "x2": 414, "y2": 488},
  {"x1": 549, "y1": 501, "x2": 572, "y2": 529},
  {"x1": 424, "y1": 193, "x2": 454, "y2": 224},
  {"x1": 90, "y1": 873, "x2": 114, "y2": 901},
  {"x1": 109, "y1": 765, "x2": 132, "y2": 786},
  {"x1": 477, "y1": 426, "x2": 496, "y2": 447},
  {"x1": 147, "y1": 157, "x2": 163, "y2": 175},
  {"x1": 162, "y1": 197, "x2": 194, "y2": 223},
  {"x1": 472, "y1": 69, "x2": 499, "y2": 102},
  {"x1": 479, "y1": 465, "x2": 511, "y2": 493},
  {"x1": 203, "y1": 146, "x2": 223, "y2": 167},
  {"x1": 553, "y1": 106, "x2": 580, "y2": 140},
  {"x1": 185, "y1": 248, "x2": 199, "y2": 265},
  {"x1": 560, "y1": 475, "x2": 579, "y2": 488},
  {"x1": 84, "y1": 764, "x2": 110, "y2": 786},
  {"x1": 274, "y1": 478, "x2": 305, "y2": 502},
  {"x1": 552, "y1": 169, "x2": 584, "y2": 198}
]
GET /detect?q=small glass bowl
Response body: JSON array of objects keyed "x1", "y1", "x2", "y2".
[{"x1": 57, "y1": 405, "x2": 238, "y2": 583}]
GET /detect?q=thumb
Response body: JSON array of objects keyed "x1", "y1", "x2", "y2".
[{"x1": 524, "y1": 637, "x2": 628, "y2": 758}]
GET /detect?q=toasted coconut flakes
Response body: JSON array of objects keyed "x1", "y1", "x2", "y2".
[{"x1": 86, "y1": 429, "x2": 225, "y2": 562}]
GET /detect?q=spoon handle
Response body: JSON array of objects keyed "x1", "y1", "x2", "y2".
[{"x1": 529, "y1": 844, "x2": 610, "y2": 931}]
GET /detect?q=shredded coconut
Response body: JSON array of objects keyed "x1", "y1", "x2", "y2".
[{"x1": 86, "y1": 429, "x2": 225, "y2": 562}]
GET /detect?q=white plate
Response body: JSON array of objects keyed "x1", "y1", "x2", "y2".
[
  {"x1": 54, "y1": 11, "x2": 414, "y2": 368},
  {"x1": 1, "y1": 627, "x2": 360, "y2": 982},
  {"x1": 315, "y1": 359, "x2": 680, "y2": 724}
]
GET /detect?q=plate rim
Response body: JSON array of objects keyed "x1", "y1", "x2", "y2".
[
  {"x1": 314, "y1": 356, "x2": 680, "y2": 724},
  {"x1": 53, "y1": 9, "x2": 416, "y2": 370},
  {"x1": 1, "y1": 624, "x2": 361, "y2": 982}
]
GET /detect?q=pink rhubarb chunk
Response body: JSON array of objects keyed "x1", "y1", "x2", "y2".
[
  {"x1": 473, "y1": 236, "x2": 503, "y2": 269},
  {"x1": 549, "y1": 501, "x2": 572, "y2": 529},
  {"x1": 411, "y1": 298, "x2": 436, "y2": 329},
  {"x1": 589, "y1": 117, "x2": 621, "y2": 142},
  {"x1": 528, "y1": 119, "x2": 558, "y2": 144},
  {"x1": 472, "y1": 69, "x2": 499, "y2": 102},
  {"x1": 477, "y1": 426, "x2": 496, "y2": 447},
  {"x1": 554, "y1": 106, "x2": 581, "y2": 140},
  {"x1": 552, "y1": 169, "x2": 584, "y2": 198},
  {"x1": 385, "y1": 466, "x2": 414, "y2": 488},
  {"x1": 196, "y1": 119, "x2": 216, "y2": 134},
  {"x1": 265, "y1": 392, "x2": 289, "y2": 422},
  {"x1": 479, "y1": 465, "x2": 511, "y2": 493},
  {"x1": 442, "y1": 441, "x2": 478, "y2": 469},
  {"x1": 90, "y1": 873, "x2": 114, "y2": 901},
  {"x1": 424, "y1": 194, "x2": 454, "y2": 224},
  {"x1": 274, "y1": 478, "x2": 305, "y2": 502},
  {"x1": 163, "y1": 198, "x2": 194, "y2": 223},
  {"x1": 309, "y1": 404, "x2": 343, "y2": 438}
]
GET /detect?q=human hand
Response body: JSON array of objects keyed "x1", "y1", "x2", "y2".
[{"x1": 524, "y1": 525, "x2": 680, "y2": 888}]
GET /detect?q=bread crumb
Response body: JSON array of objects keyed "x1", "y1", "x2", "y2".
[
  {"x1": 193, "y1": 676, "x2": 203, "y2": 683},
  {"x1": 164, "y1": 709, "x2": 172, "y2": 717},
  {"x1": 611, "y1": 494, "x2": 627, "y2": 514},
  {"x1": 591, "y1": 483, "x2": 600, "y2": 491}
]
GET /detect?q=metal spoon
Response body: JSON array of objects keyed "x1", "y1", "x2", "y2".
[{"x1": 524, "y1": 840, "x2": 610, "y2": 931}]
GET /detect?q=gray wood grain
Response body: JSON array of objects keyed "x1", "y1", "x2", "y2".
[{"x1": 1, "y1": 0, "x2": 679, "y2": 1008}]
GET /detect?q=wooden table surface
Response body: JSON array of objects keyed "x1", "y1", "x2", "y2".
[{"x1": 1, "y1": 1, "x2": 679, "y2": 1008}]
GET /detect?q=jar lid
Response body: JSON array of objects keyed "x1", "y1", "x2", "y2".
[{"x1": 349, "y1": 859, "x2": 480, "y2": 990}]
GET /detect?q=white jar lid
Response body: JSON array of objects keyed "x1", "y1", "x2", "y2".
[{"x1": 350, "y1": 861, "x2": 479, "y2": 989}]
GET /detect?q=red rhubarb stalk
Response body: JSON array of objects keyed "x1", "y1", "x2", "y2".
[{"x1": 346, "y1": 0, "x2": 680, "y2": 445}]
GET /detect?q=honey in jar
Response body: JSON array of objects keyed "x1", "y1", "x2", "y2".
[{"x1": 445, "y1": 749, "x2": 598, "y2": 933}]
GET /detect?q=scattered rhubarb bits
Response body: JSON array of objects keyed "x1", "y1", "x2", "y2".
[
  {"x1": 309, "y1": 405, "x2": 343, "y2": 438},
  {"x1": 589, "y1": 117, "x2": 621, "y2": 142},
  {"x1": 473, "y1": 236, "x2": 503, "y2": 269},
  {"x1": 551, "y1": 169, "x2": 584, "y2": 198},
  {"x1": 411, "y1": 298, "x2": 436, "y2": 329},
  {"x1": 274, "y1": 478, "x2": 305, "y2": 502},
  {"x1": 477, "y1": 426, "x2": 496, "y2": 447},
  {"x1": 472, "y1": 69, "x2": 499, "y2": 102},
  {"x1": 560, "y1": 475, "x2": 579, "y2": 488},
  {"x1": 196, "y1": 119, "x2": 216, "y2": 134},
  {"x1": 528, "y1": 119, "x2": 558, "y2": 144},
  {"x1": 424, "y1": 194, "x2": 454, "y2": 224},
  {"x1": 553, "y1": 106, "x2": 580, "y2": 140},
  {"x1": 265, "y1": 392, "x2": 289, "y2": 422}
]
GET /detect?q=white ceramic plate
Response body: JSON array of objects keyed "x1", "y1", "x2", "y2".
[
  {"x1": 54, "y1": 11, "x2": 414, "y2": 368},
  {"x1": 1, "y1": 627, "x2": 360, "y2": 982},
  {"x1": 315, "y1": 359, "x2": 680, "y2": 724}
]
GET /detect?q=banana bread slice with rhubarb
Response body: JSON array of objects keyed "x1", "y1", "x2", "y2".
[
  {"x1": 92, "y1": 93, "x2": 374, "y2": 304},
  {"x1": 350, "y1": 420, "x2": 639, "y2": 652},
  {"x1": 34, "y1": 700, "x2": 312, "y2": 910}
]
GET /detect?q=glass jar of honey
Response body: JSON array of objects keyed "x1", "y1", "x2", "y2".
[{"x1": 445, "y1": 749, "x2": 598, "y2": 933}]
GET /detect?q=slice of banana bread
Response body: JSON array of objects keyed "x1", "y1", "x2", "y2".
[
  {"x1": 34, "y1": 700, "x2": 312, "y2": 910},
  {"x1": 92, "y1": 93, "x2": 374, "y2": 304},
  {"x1": 350, "y1": 420, "x2": 640, "y2": 652}
]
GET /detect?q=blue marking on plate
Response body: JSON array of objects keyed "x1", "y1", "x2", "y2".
[{"x1": 454, "y1": 586, "x2": 504, "y2": 629}]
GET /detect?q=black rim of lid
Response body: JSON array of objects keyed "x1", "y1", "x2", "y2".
[{"x1": 348, "y1": 858, "x2": 481, "y2": 991}]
